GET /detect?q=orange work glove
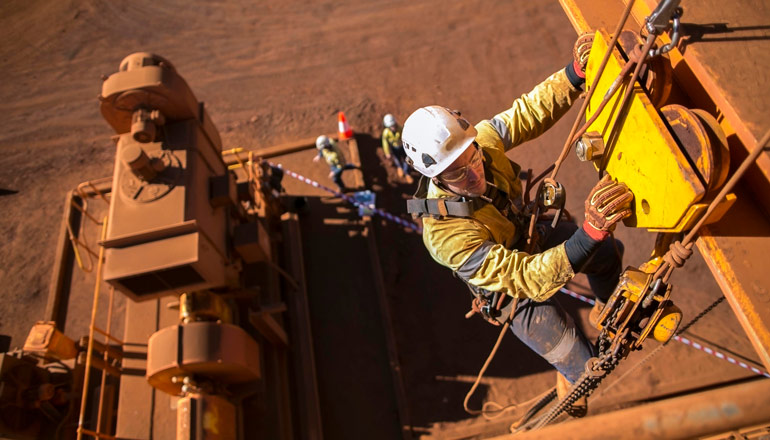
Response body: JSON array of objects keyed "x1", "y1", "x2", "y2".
[
  {"x1": 583, "y1": 174, "x2": 633, "y2": 240},
  {"x1": 572, "y1": 32, "x2": 594, "y2": 79}
]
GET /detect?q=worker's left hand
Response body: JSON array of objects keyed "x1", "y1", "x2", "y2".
[
  {"x1": 572, "y1": 33, "x2": 594, "y2": 79},
  {"x1": 583, "y1": 174, "x2": 633, "y2": 240},
  {"x1": 313, "y1": 155, "x2": 321, "y2": 163}
]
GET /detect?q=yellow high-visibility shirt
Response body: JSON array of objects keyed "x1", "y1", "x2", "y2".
[
  {"x1": 381, "y1": 127, "x2": 402, "y2": 157},
  {"x1": 422, "y1": 69, "x2": 581, "y2": 301},
  {"x1": 320, "y1": 140, "x2": 347, "y2": 169}
]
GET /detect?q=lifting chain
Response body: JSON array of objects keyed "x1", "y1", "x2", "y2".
[
  {"x1": 514, "y1": 303, "x2": 624, "y2": 432},
  {"x1": 513, "y1": 338, "x2": 619, "y2": 432},
  {"x1": 513, "y1": 0, "x2": 692, "y2": 429},
  {"x1": 515, "y1": 285, "x2": 730, "y2": 432}
]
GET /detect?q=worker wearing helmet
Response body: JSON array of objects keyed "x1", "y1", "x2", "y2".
[
  {"x1": 313, "y1": 135, "x2": 358, "y2": 192},
  {"x1": 381, "y1": 114, "x2": 413, "y2": 184},
  {"x1": 402, "y1": 43, "x2": 632, "y2": 415}
]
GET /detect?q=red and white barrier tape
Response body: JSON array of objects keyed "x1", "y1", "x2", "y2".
[{"x1": 672, "y1": 335, "x2": 770, "y2": 378}]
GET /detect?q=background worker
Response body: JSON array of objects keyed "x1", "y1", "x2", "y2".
[
  {"x1": 381, "y1": 114, "x2": 413, "y2": 184},
  {"x1": 313, "y1": 135, "x2": 359, "y2": 193},
  {"x1": 401, "y1": 39, "x2": 633, "y2": 415}
]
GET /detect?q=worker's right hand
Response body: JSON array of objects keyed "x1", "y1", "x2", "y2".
[
  {"x1": 313, "y1": 155, "x2": 321, "y2": 163},
  {"x1": 583, "y1": 174, "x2": 633, "y2": 240},
  {"x1": 572, "y1": 32, "x2": 594, "y2": 78}
]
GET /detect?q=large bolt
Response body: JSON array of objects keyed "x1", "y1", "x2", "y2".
[
  {"x1": 122, "y1": 144, "x2": 158, "y2": 181},
  {"x1": 131, "y1": 108, "x2": 156, "y2": 143},
  {"x1": 575, "y1": 132, "x2": 605, "y2": 161}
]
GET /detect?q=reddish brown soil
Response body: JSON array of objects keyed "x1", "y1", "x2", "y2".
[{"x1": 0, "y1": 1, "x2": 763, "y2": 438}]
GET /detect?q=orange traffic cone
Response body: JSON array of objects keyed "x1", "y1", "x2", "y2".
[{"x1": 338, "y1": 111, "x2": 353, "y2": 140}]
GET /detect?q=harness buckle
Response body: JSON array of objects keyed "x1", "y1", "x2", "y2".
[
  {"x1": 436, "y1": 199, "x2": 449, "y2": 217},
  {"x1": 466, "y1": 290, "x2": 502, "y2": 326}
]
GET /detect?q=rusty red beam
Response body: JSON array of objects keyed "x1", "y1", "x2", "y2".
[{"x1": 495, "y1": 378, "x2": 770, "y2": 439}]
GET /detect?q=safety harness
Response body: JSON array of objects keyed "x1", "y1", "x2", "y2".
[{"x1": 406, "y1": 152, "x2": 529, "y2": 325}]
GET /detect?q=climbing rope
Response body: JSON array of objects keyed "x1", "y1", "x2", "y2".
[
  {"x1": 462, "y1": 297, "x2": 518, "y2": 417},
  {"x1": 525, "y1": 0, "x2": 640, "y2": 251},
  {"x1": 549, "y1": 0, "x2": 638, "y2": 182}
]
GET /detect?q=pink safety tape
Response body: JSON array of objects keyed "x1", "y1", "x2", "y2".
[{"x1": 558, "y1": 287, "x2": 770, "y2": 378}]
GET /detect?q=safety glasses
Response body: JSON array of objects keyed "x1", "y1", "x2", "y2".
[{"x1": 439, "y1": 143, "x2": 483, "y2": 184}]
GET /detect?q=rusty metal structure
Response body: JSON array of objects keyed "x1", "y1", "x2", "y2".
[
  {"x1": 0, "y1": 52, "x2": 330, "y2": 440},
  {"x1": 91, "y1": 52, "x2": 281, "y2": 440}
]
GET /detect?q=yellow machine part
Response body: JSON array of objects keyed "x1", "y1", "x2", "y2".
[
  {"x1": 585, "y1": 30, "x2": 708, "y2": 232},
  {"x1": 177, "y1": 393, "x2": 236, "y2": 440},
  {"x1": 179, "y1": 291, "x2": 233, "y2": 324},
  {"x1": 652, "y1": 302, "x2": 683, "y2": 344},
  {"x1": 23, "y1": 321, "x2": 78, "y2": 361}
]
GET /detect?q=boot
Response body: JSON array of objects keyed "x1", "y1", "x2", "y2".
[
  {"x1": 556, "y1": 372, "x2": 587, "y2": 418},
  {"x1": 589, "y1": 299, "x2": 606, "y2": 328}
]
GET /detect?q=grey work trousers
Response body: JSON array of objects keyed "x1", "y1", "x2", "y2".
[{"x1": 508, "y1": 220, "x2": 624, "y2": 382}]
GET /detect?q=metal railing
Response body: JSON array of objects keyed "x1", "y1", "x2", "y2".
[{"x1": 58, "y1": 179, "x2": 125, "y2": 440}]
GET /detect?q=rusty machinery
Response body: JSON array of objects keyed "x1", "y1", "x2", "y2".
[
  {"x1": 0, "y1": 52, "x2": 296, "y2": 440},
  {"x1": 0, "y1": 323, "x2": 81, "y2": 440},
  {"x1": 95, "y1": 52, "x2": 283, "y2": 439},
  {"x1": 0, "y1": 43, "x2": 377, "y2": 439},
  {"x1": 516, "y1": 0, "x2": 770, "y2": 432}
]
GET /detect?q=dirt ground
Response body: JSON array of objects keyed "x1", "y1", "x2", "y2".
[{"x1": 0, "y1": 0, "x2": 765, "y2": 438}]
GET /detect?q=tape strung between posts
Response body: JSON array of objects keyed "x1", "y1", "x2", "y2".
[
  {"x1": 271, "y1": 162, "x2": 423, "y2": 234},
  {"x1": 558, "y1": 287, "x2": 770, "y2": 378}
]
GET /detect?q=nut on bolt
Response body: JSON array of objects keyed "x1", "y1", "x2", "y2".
[{"x1": 575, "y1": 132, "x2": 605, "y2": 161}]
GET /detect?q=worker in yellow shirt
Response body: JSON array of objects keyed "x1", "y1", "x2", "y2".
[
  {"x1": 313, "y1": 135, "x2": 359, "y2": 193},
  {"x1": 381, "y1": 114, "x2": 413, "y2": 184},
  {"x1": 402, "y1": 38, "x2": 632, "y2": 416}
]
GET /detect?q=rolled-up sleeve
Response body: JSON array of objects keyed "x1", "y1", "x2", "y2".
[{"x1": 494, "y1": 69, "x2": 582, "y2": 151}]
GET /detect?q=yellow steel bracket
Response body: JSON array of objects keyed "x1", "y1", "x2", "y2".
[{"x1": 583, "y1": 30, "x2": 735, "y2": 233}]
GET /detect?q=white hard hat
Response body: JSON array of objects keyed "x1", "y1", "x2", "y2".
[
  {"x1": 402, "y1": 106, "x2": 477, "y2": 177},
  {"x1": 383, "y1": 114, "x2": 397, "y2": 128},
  {"x1": 316, "y1": 135, "x2": 331, "y2": 150}
]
